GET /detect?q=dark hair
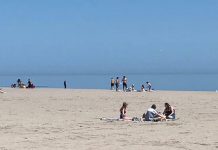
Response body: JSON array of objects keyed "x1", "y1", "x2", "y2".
[
  {"x1": 165, "y1": 103, "x2": 170, "y2": 108},
  {"x1": 122, "y1": 102, "x2": 128, "y2": 107},
  {"x1": 151, "y1": 104, "x2": 156, "y2": 109},
  {"x1": 116, "y1": 77, "x2": 119, "y2": 79}
]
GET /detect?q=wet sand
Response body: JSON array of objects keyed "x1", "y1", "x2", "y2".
[{"x1": 0, "y1": 88, "x2": 218, "y2": 150}]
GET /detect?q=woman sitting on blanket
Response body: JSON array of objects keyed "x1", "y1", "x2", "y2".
[
  {"x1": 163, "y1": 103, "x2": 175, "y2": 119},
  {"x1": 120, "y1": 102, "x2": 133, "y2": 120}
]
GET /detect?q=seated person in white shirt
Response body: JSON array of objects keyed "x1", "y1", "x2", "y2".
[{"x1": 142, "y1": 104, "x2": 166, "y2": 121}]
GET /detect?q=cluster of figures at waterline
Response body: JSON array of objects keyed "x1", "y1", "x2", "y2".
[{"x1": 110, "y1": 76, "x2": 153, "y2": 92}]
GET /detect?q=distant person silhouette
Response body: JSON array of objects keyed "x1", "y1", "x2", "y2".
[
  {"x1": 122, "y1": 76, "x2": 127, "y2": 92},
  {"x1": 115, "y1": 77, "x2": 120, "y2": 91},
  {"x1": 111, "y1": 78, "x2": 115, "y2": 90},
  {"x1": 17, "y1": 78, "x2": 21, "y2": 87},
  {"x1": 64, "y1": 80, "x2": 67, "y2": 89}
]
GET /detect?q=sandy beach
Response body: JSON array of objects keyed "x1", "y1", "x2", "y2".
[{"x1": 0, "y1": 88, "x2": 218, "y2": 150}]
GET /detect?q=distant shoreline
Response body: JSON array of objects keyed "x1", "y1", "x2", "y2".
[{"x1": 0, "y1": 87, "x2": 217, "y2": 93}]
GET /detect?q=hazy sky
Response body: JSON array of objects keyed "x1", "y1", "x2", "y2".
[{"x1": 0, "y1": 0, "x2": 218, "y2": 75}]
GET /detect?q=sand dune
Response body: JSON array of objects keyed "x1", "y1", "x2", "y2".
[{"x1": 0, "y1": 88, "x2": 218, "y2": 150}]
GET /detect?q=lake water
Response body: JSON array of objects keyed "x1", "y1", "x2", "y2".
[{"x1": 0, "y1": 74, "x2": 218, "y2": 91}]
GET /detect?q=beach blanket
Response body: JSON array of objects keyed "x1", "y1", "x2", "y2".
[{"x1": 100, "y1": 117, "x2": 178, "y2": 123}]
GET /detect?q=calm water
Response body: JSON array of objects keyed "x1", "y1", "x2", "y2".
[{"x1": 0, "y1": 74, "x2": 218, "y2": 91}]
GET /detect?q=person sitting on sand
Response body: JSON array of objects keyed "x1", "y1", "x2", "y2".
[
  {"x1": 142, "y1": 104, "x2": 166, "y2": 121},
  {"x1": 131, "y1": 84, "x2": 136, "y2": 92},
  {"x1": 0, "y1": 89, "x2": 6, "y2": 93},
  {"x1": 27, "y1": 79, "x2": 35, "y2": 88},
  {"x1": 11, "y1": 83, "x2": 16, "y2": 88},
  {"x1": 120, "y1": 102, "x2": 128, "y2": 119},
  {"x1": 141, "y1": 84, "x2": 145, "y2": 92},
  {"x1": 126, "y1": 84, "x2": 136, "y2": 92},
  {"x1": 163, "y1": 103, "x2": 175, "y2": 119}
]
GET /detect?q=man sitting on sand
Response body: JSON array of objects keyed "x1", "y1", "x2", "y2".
[{"x1": 142, "y1": 104, "x2": 166, "y2": 121}]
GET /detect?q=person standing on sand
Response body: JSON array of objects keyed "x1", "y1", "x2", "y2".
[
  {"x1": 64, "y1": 80, "x2": 67, "y2": 89},
  {"x1": 115, "y1": 77, "x2": 120, "y2": 91},
  {"x1": 111, "y1": 78, "x2": 115, "y2": 90},
  {"x1": 0, "y1": 89, "x2": 6, "y2": 93},
  {"x1": 146, "y1": 81, "x2": 152, "y2": 92},
  {"x1": 122, "y1": 76, "x2": 127, "y2": 92},
  {"x1": 17, "y1": 78, "x2": 21, "y2": 87}
]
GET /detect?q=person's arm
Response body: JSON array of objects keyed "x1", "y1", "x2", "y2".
[
  {"x1": 170, "y1": 106, "x2": 175, "y2": 115},
  {"x1": 163, "y1": 109, "x2": 166, "y2": 115}
]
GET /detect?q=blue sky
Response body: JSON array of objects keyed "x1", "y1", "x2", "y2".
[{"x1": 0, "y1": 0, "x2": 218, "y2": 75}]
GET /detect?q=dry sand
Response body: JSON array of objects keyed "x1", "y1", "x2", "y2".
[{"x1": 0, "y1": 88, "x2": 218, "y2": 150}]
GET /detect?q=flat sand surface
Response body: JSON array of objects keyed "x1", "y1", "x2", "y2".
[{"x1": 0, "y1": 88, "x2": 218, "y2": 150}]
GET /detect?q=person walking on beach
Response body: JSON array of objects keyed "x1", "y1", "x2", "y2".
[
  {"x1": 122, "y1": 76, "x2": 127, "y2": 92},
  {"x1": 64, "y1": 80, "x2": 67, "y2": 89},
  {"x1": 111, "y1": 78, "x2": 115, "y2": 90},
  {"x1": 115, "y1": 77, "x2": 120, "y2": 91}
]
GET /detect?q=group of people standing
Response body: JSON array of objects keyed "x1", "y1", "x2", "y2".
[
  {"x1": 120, "y1": 102, "x2": 175, "y2": 122},
  {"x1": 111, "y1": 76, "x2": 128, "y2": 92},
  {"x1": 110, "y1": 76, "x2": 152, "y2": 92}
]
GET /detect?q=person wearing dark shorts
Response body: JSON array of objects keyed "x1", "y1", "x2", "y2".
[
  {"x1": 115, "y1": 77, "x2": 120, "y2": 91},
  {"x1": 122, "y1": 76, "x2": 127, "y2": 92},
  {"x1": 111, "y1": 78, "x2": 115, "y2": 90},
  {"x1": 64, "y1": 80, "x2": 67, "y2": 89}
]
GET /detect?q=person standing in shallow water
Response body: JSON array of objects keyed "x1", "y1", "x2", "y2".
[
  {"x1": 115, "y1": 77, "x2": 120, "y2": 91},
  {"x1": 64, "y1": 80, "x2": 67, "y2": 89},
  {"x1": 122, "y1": 76, "x2": 127, "y2": 92}
]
